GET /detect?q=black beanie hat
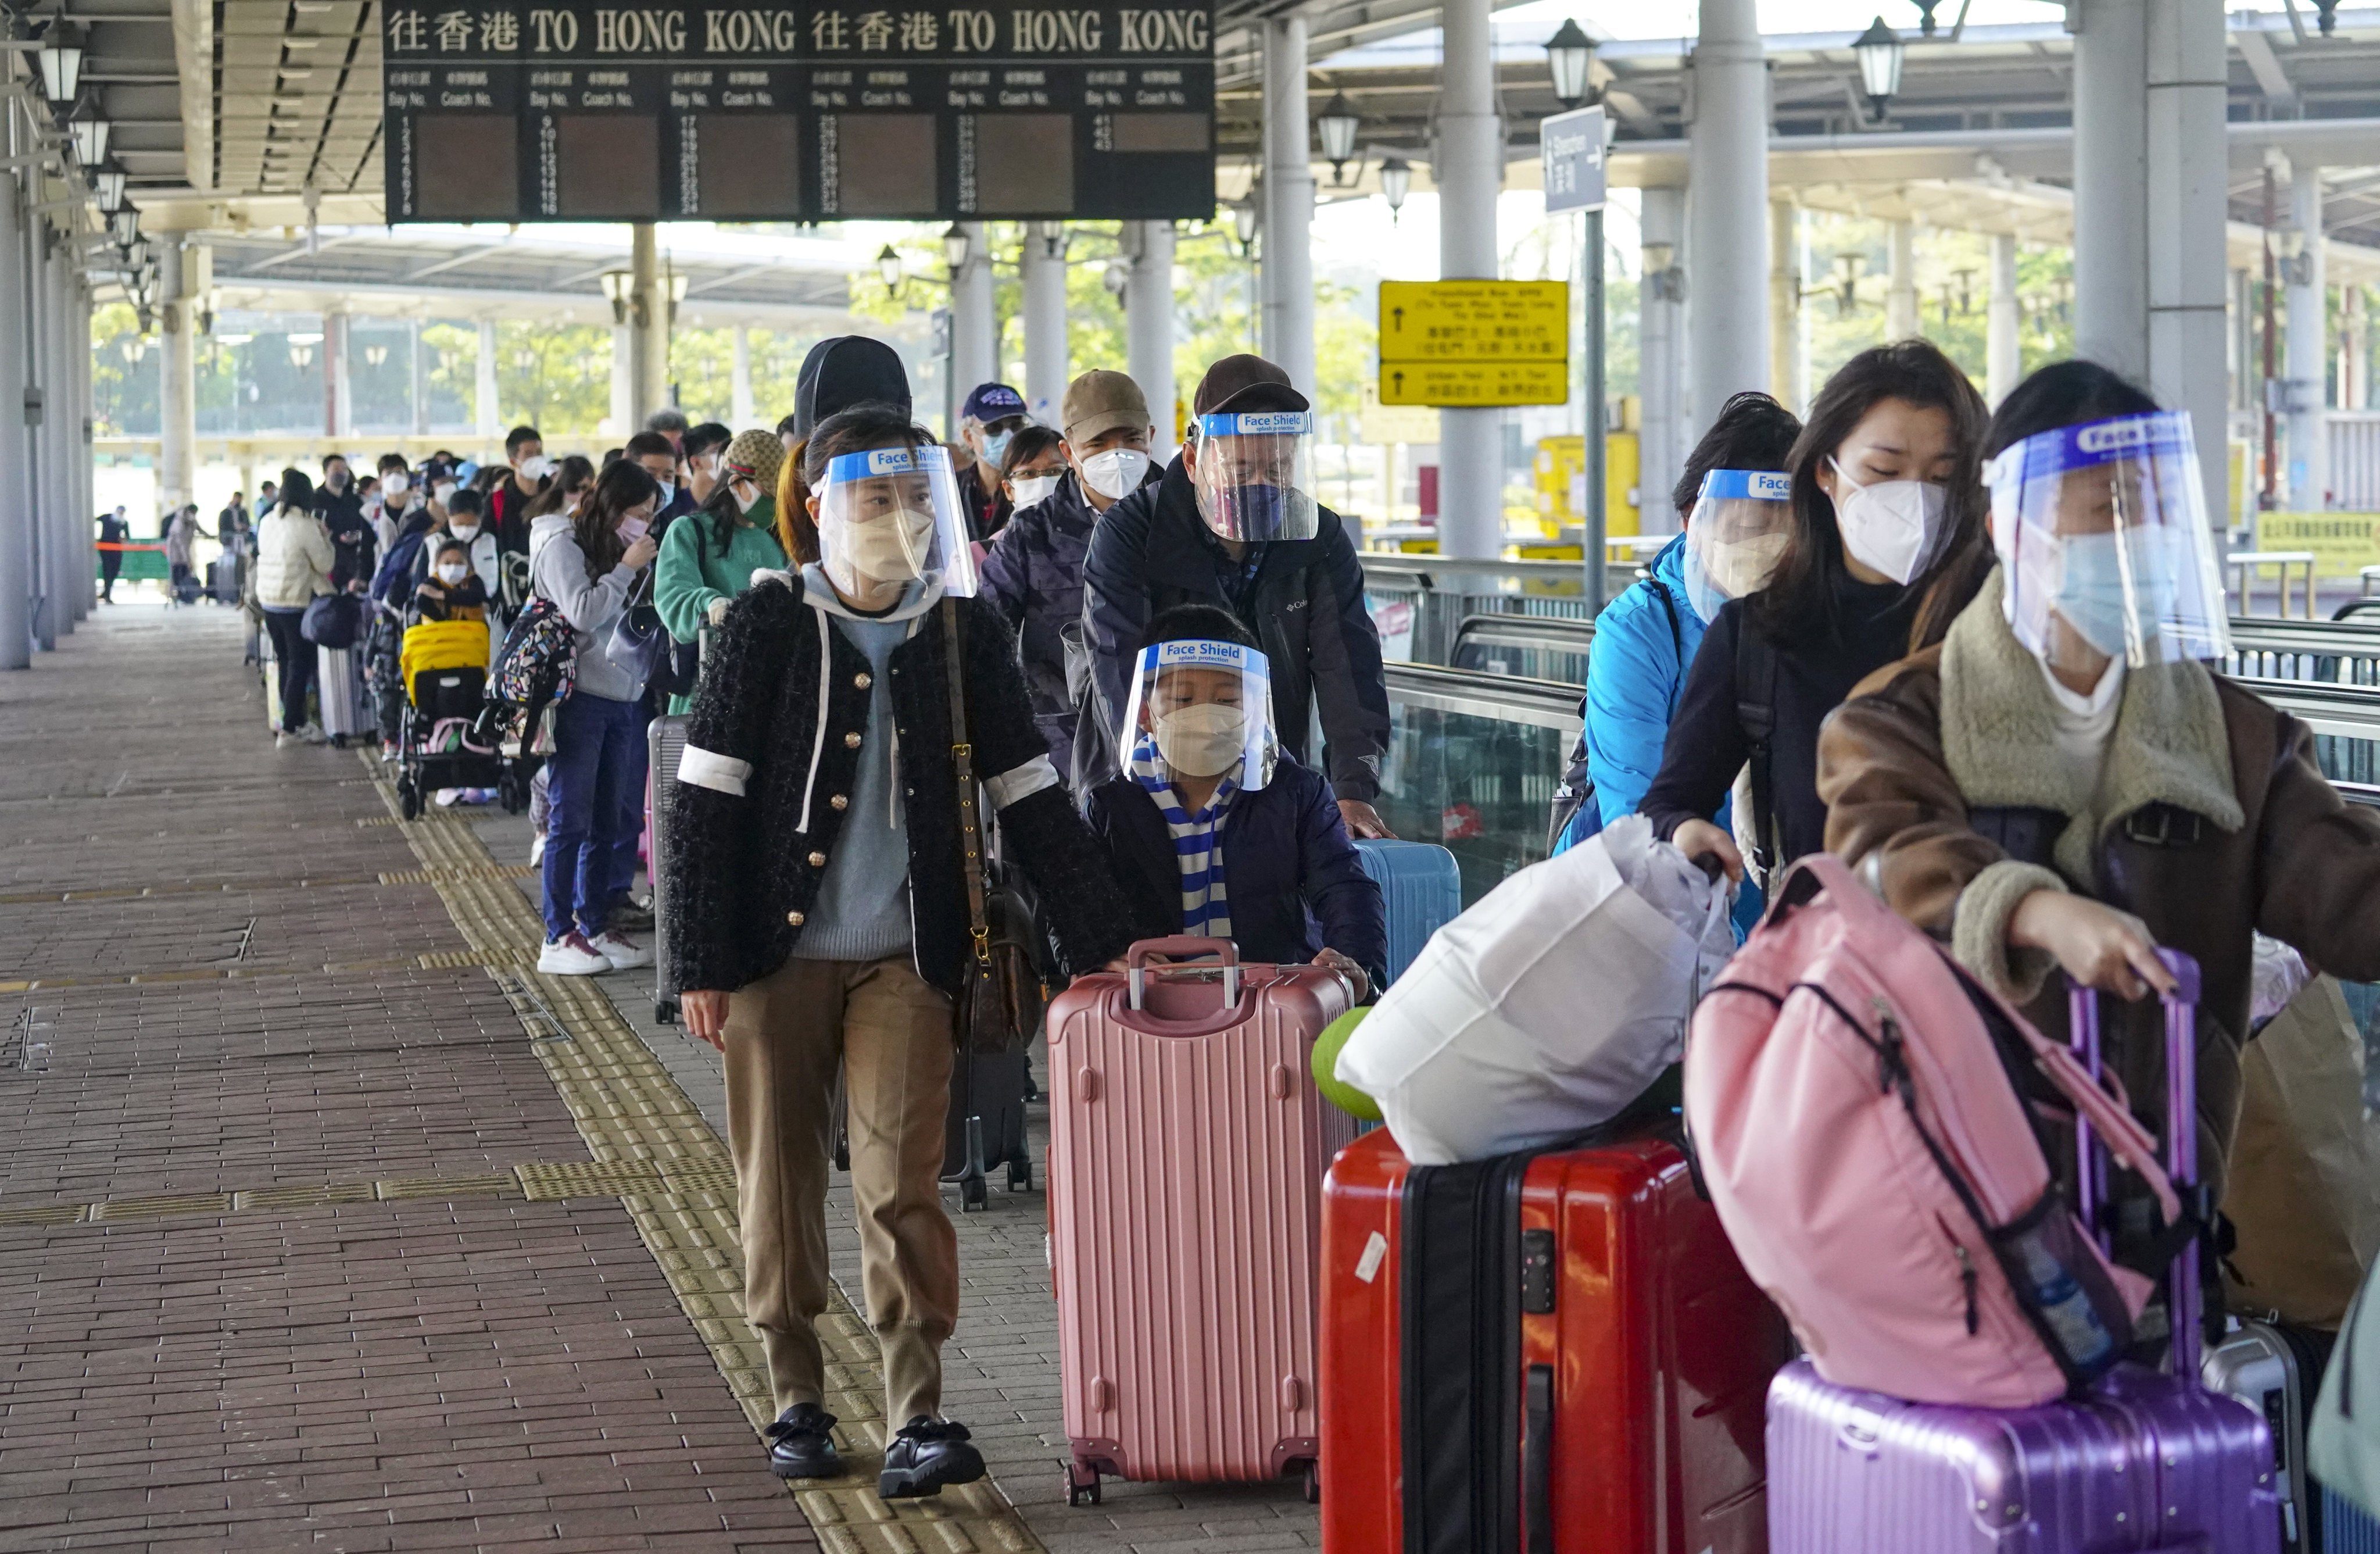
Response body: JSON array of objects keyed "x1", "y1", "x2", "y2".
[{"x1": 792, "y1": 336, "x2": 912, "y2": 441}]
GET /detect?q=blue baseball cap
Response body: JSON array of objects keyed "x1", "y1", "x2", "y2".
[{"x1": 960, "y1": 383, "x2": 1027, "y2": 423}]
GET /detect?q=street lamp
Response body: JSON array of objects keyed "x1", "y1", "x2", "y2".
[
  {"x1": 92, "y1": 164, "x2": 125, "y2": 212},
  {"x1": 109, "y1": 206, "x2": 137, "y2": 247},
  {"x1": 598, "y1": 268, "x2": 632, "y2": 324},
  {"x1": 1545, "y1": 19, "x2": 1597, "y2": 111},
  {"x1": 69, "y1": 115, "x2": 108, "y2": 167},
  {"x1": 1378, "y1": 156, "x2": 1411, "y2": 221},
  {"x1": 1852, "y1": 17, "x2": 1905, "y2": 124},
  {"x1": 876, "y1": 243, "x2": 904, "y2": 298},
  {"x1": 1103, "y1": 257, "x2": 1129, "y2": 298},
  {"x1": 364, "y1": 343, "x2": 388, "y2": 367},
  {"x1": 942, "y1": 223, "x2": 970, "y2": 271},
  {"x1": 1232, "y1": 197, "x2": 1258, "y2": 252},
  {"x1": 1316, "y1": 92, "x2": 1361, "y2": 186},
  {"x1": 37, "y1": 21, "x2": 84, "y2": 108}
]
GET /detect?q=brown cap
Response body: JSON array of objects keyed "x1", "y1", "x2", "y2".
[
  {"x1": 1191, "y1": 353, "x2": 1311, "y2": 417},
  {"x1": 721, "y1": 428, "x2": 787, "y2": 494},
  {"x1": 1060, "y1": 369, "x2": 1151, "y2": 446}
]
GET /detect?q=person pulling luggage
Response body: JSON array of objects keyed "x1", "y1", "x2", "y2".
[{"x1": 667, "y1": 405, "x2": 1134, "y2": 1497}]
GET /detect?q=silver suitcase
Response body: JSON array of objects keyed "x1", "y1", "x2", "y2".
[{"x1": 2204, "y1": 1316, "x2": 2336, "y2": 1553}]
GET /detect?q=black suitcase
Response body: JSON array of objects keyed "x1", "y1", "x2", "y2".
[
  {"x1": 648, "y1": 713, "x2": 686, "y2": 1022},
  {"x1": 942, "y1": 1043, "x2": 1032, "y2": 1211}
]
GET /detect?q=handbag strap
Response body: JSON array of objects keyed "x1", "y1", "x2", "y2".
[{"x1": 943, "y1": 596, "x2": 992, "y2": 970}]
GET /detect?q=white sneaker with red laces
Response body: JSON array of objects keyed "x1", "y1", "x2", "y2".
[
  {"x1": 537, "y1": 932, "x2": 611, "y2": 976},
  {"x1": 588, "y1": 931, "x2": 653, "y2": 970}
]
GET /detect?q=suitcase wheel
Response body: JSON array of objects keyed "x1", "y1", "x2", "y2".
[
  {"x1": 961, "y1": 1175, "x2": 989, "y2": 1212},
  {"x1": 1301, "y1": 1460, "x2": 1320, "y2": 1505},
  {"x1": 655, "y1": 997, "x2": 678, "y2": 1026},
  {"x1": 499, "y1": 769, "x2": 525, "y2": 813},
  {"x1": 832, "y1": 1131, "x2": 850, "y2": 1173},
  {"x1": 1007, "y1": 1157, "x2": 1032, "y2": 1192},
  {"x1": 1064, "y1": 1462, "x2": 1102, "y2": 1507}
]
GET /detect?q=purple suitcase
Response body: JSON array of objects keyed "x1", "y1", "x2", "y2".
[{"x1": 1767, "y1": 951, "x2": 2284, "y2": 1553}]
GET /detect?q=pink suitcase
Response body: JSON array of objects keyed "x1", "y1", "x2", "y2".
[
  {"x1": 1045, "y1": 935, "x2": 1356, "y2": 1506},
  {"x1": 1766, "y1": 951, "x2": 2283, "y2": 1552}
]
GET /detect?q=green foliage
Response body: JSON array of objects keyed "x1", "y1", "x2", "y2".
[
  {"x1": 90, "y1": 302, "x2": 156, "y2": 436},
  {"x1": 494, "y1": 320, "x2": 613, "y2": 435}
]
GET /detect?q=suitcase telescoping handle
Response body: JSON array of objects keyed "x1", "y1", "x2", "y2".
[
  {"x1": 2068, "y1": 948, "x2": 2205, "y2": 1378},
  {"x1": 1126, "y1": 936, "x2": 1241, "y2": 1012}
]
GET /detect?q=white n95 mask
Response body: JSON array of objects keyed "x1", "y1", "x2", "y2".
[
  {"x1": 1153, "y1": 704, "x2": 1248, "y2": 778},
  {"x1": 1831, "y1": 462, "x2": 1951, "y2": 584},
  {"x1": 1081, "y1": 448, "x2": 1153, "y2": 501}
]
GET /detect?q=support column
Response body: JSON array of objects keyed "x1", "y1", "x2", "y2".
[
  {"x1": 321, "y1": 310, "x2": 349, "y2": 438},
  {"x1": 1886, "y1": 219, "x2": 1919, "y2": 340},
  {"x1": 1021, "y1": 222, "x2": 1069, "y2": 421},
  {"x1": 0, "y1": 159, "x2": 30, "y2": 667},
  {"x1": 1988, "y1": 233, "x2": 2022, "y2": 407},
  {"x1": 2072, "y1": 0, "x2": 2150, "y2": 378},
  {"x1": 1770, "y1": 201, "x2": 1801, "y2": 405},
  {"x1": 28, "y1": 219, "x2": 55, "y2": 647},
  {"x1": 158, "y1": 239, "x2": 197, "y2": 516},
  {"x1": 629, "y1": 223, "x2": 667, "y2": 426},
  {"x1": 1436, "y1": 0, "x2": 1503, "y2": 558},
  {"x1": 2345, "y1": 284, "x2": 2367, "y2": 411},
  {"x1": 2285, "y1": 160, "x2": 2327, "y2": 509},
  {"x1": 2146, "y1": 0, "x2": 2230, "y2": 529},
  {"x1": 475, "y1": 318, "x2": 499, "y2": 438},
  {"x1": 731, "y1": 325, "x2": 754, "y2": 424},
  {"x1": 610, "y1": 323, "x2": 634, "y2": 434},
  {"x1": 1261, "y1": 13, "x2": 1315, "y2": 396},
  {"x1": 51, "y1": 245, "x2": 77, "y2": 631},
  {"x1": 73, "y1": 275, "x2": 92, "y2": 617},
  {"x1": 1126, "y1": 219, "x2": 1178, "y2": 459},
  {"x1": 410, "y1": 318, "x2": 429, "y2": 435},
  {"x1": 1638, "y1": 187, "x2": 1687, "y2": 528},
  {"x1": 950, "y1": 221, "x2": 997, "y2": 408},
  {"x1": 1686, "y1": 0, "x2": 1770, "y2": 432}
]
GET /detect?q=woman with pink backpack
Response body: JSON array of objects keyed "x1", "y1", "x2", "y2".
[{"x1": 1819, "y1": 358, "x2": 2380, "y2": 1217}]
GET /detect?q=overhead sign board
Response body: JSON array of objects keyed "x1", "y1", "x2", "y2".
[
  {"x1": 381, "y1": 0, "x2": 1218, "y2": 223},
  {"x1": 1377, "y1": 280, "x2": 1569, "y2": 364},
  {"x1": 1540, "y1": 104, "x2": 1606, "y2": 215},
  {"x1": 1358, "y1": 383, "x2": 1440, "y2": 443},
  {"x1": 1378, "y1": 360, "x2": 1571, "y2": 409}
]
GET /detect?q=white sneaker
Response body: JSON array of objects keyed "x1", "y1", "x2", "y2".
[
  {"x1": 434, "y1": 788, "x2": 460, "y2": 807},
  {"x1": 276, "y1": 730, "x2": 299, "y2": 749},
  {"x1": 588, "y1": 931, "x2": 653, "y2": 970},
  {"x1": 537, "y1": 933, "x2": 611, "y2": 976},
  {"x1": 529, "y1": 834, "x2": 546, "y2": 867},
  {"x1": 298, "y1": 722, "x2": 329, "y2": 745}
]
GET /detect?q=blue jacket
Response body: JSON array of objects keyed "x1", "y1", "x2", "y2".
[
  {"x1": 1084, "y1": 755, "x2": 1388, "y2": 995},
  {"x1": 1586, "y1": 535, "x2": 1703, "y2": 827}
]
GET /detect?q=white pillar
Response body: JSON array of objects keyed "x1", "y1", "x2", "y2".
[
  {"x1": 1988, "y1": 233, "x2": 2022, "y2": 407},
  {"x1": 158, "y1": 240, "x2": 197, "y2": 515},
  {"x1": 1886, "y1": 219, "x2": 1919, "y2": 340},
  {"x1": 1638, "y1": 185, "x2": 1686, "y2": 528},
  {"x1": 0, "y1": 160, "x2": 30, "y2": 668},
  {"x1": 630, "y1": 223, "x2": 667, "y2": 424},
  {"x1": 950, "y1": 222, "x2": 997, "y2": 407},
  {"x1": 1435, "y1": 0, "x2": 1503, "y2": 559},
  {"x1": 410, "y1": 318, "x2": 430, "y2": 435},
  {"x1": 731, "y1": 325, "x2": 755, "y2": 424},
  {"x1": 2146, "y1": 0, "x2": 2231, "y2": 530},
  {"x1": 1770, "y1": 202, "x2": 1801, "y2": 404},
  {"x1": 1262, "y1": 14, "x2": 1316, "y2": 396},
  {"x1": 2071, "y1": 0, "x2": 2150, "y2": 379},
  {"x1": 1686, "y1": 0, "x2": 1770, "y2": 432},
  {"x1": 51, "y1": 249, "x2": 76, "y2": 631},
  {"x1": 28, "y1": 220, "x2": 56, "y2": 647},
  {"x1": 1021, "y1": 222, "x2": 1069, "y2": 423},
  {"x1": 73, "y1": 276, "x2": 92, "y2": 617},
  {"x1": 2286, "y1": 160, "x2": 2328, "y2": 509},
  {"x1": 475, "y1": 318, "x2": 499, "y2": 437},
  {"x1": 2345, "y1": 284, "x2": 2368, "y2": 411},
  {"x1": 609, "y1": 323, "x2": 634, "y2": 435},
  {"x1": 1126, "y1": 220, "x2": 1178, "y2": 459},
  {"x1": 324, "y1": 310, "x2": 352, "y2": 438}
]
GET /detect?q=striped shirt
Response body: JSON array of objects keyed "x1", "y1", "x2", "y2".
[{"x1": 1127, "y1": 733, "x2": 1239, "y2": 941}]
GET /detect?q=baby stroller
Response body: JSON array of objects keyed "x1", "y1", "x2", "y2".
[{"x1": 393, "y1": 618, "x2": 531, "y2": 820}]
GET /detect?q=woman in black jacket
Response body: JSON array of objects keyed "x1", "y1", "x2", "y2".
[
  {"x1": 1639, "y1": 340, "x2": 1990, "y2": 880},
  {"x1": 667, "y1": 405, "x2": 1133, "y2": 1500}
]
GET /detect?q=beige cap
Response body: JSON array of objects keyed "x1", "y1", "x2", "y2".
[{"x1": 1061, "y1": 369, "x2": 1151, "y2": 447}]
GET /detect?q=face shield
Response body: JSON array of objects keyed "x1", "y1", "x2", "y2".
[
  {"x1": 1191, "y1": 412, "x2": 1318, "y2": 542},
  {"x1": 814, "y1": 443, "x2": 979, "y2": 600},
  {"x1": 1119, "y1": 638, "x2": 1278, "y2": 794},
  {"x1": 1682, "y1": 469, "x2": 1794, "y2": 623},
  {"x1": 1988, "y1": 410, "x2": 2230, "y2": 674}
]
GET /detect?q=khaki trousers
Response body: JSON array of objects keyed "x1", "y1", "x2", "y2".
[{"x1": 724, "y1": 953, "x2": 958, "y2": 1426}]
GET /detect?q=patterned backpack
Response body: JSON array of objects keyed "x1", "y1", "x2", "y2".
[{"x1": 482, "y1": 597, "x2": 576, "y2": 737}]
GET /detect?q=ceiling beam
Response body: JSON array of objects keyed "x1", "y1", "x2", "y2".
[{"x1": 2235, "y1": 23, "x2": 2297, "y2": 107}]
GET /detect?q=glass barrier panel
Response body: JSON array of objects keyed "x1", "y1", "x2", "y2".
[{"x1": 1375, "y1": 699, "x2": 1566, "y2": 906}]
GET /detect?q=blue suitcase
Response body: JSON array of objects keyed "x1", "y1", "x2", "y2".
[
  {"x1": 2327, "y1": 1489, "x2": 2380, "y2": 1553},
  {"x1": 1351, "y1": 838, "x2": 1461, "y2": 987}
]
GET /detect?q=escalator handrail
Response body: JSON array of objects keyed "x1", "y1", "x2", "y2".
[
  {"x1": 1362, "y1": 554, "x2": 1617, "y2": 587},
  {"x1": 2231, "y1": 675, "x2": 2380, "y2": 742},
  {"x1": 1451, "y1": 613, "x2": 1597, "y2": 662},
  {"x1": 2227, "y1": 616, "x2": 2380, "y2": 659},
  {"x1": 1386, "y1": 661, "x2": 1584, "y2": 735}
]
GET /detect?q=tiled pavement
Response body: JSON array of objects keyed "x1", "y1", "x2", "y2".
[{"x1": 0, "y1": 605, "x2": 1324, "y2": 1553}]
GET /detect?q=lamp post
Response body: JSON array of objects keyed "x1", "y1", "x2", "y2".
[
  {"x1": 69, "y1": 115, "x2": 108, "y2": 167},
  {"x1": 1852, "y1": 17, "x2": 1905, "y2": 125},
  {"x1": 876, "y1": 243, "x2": 904, "y2": 299},
  {"x1": 1546, "y1": 19, "x2": 1595, "y2": 109},
  {"x1": 1316, "y1": 92, "x2": 1360, "y2": 187},
  {"x1": 1545, "y1": 17, "x2": 1607, "y2": 610},
  {"x1": 37, "y1": 21, "x2": 83, "y2": 108},
  {"x1": 1378, "y1": 156, "x2": 1411, "y2": 222},
  {"x1": 599, "y1": 269, "x2": 634, "y2": 326}
]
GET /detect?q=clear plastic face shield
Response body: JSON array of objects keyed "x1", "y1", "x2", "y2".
[
  {"x1": 1682, "y1": 469, "x2": 1794, "y2": 623},
  {"x1": 814, "y1": 444, "x2": 979, "y2": 601},
  {"x1": 1119, "y1": 638, "x2": 1279, "y2": 793},
  {"x1": 1987, "y1": 410, "x2": 2231, "y2": 674},
  {"x1": 1191, "y1": 412, "x2": 1318, "y2": 542}
]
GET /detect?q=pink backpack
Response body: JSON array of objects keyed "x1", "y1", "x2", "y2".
[{"x1": 1683, "y1": 854, "x2": 2172, "y2": 1409}]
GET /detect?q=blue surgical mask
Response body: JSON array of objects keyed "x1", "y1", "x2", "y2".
[
  {"x1": 2055, "y1": 530, "x2": 2175, "y2": 660},
  {"x1": 980, "y1": 428, "x2": 1014, "y2": 466}
]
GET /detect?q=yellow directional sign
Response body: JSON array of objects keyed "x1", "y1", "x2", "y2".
[
  {"x1": 1378, "y1": 360, "x2": 1572, "y2": 409},
  {"x1": 1378, "y1": 280, "x2": 1570, "y2": 363}
]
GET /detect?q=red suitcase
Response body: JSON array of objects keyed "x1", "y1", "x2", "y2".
[
  {"x1": 1046, "y1": 936, "x2": 1357, "y2": 1505},
  {"x1": 1319, "y1": 1119, "x2": 1788, "y2": 1553}
]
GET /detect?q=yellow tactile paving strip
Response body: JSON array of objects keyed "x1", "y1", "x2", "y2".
[{"x1": 360, "y1": 758, "x2": 1046, "y2": 1554}]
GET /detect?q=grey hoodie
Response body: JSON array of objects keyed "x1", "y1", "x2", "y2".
[{"x1": 528, "y1": 511, "x2": 642, "y2": 701}]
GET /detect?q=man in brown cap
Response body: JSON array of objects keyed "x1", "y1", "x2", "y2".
[
  {"x1": 980, "y1": 369, "x2": 1162, "y2": 770},
  {"x1": 1075, "y1": 353, "x2": 1394, "y2": 839}
]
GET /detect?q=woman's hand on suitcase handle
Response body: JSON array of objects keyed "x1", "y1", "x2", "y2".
[
  {"x1": 681, "y1": 989, "x2": 730, "y2": 1052},
  {"x1": 1314, "y1": 948, "x2": 1370, "y2": 1004},
  {"x1": 2007, "y1": 891, "x2": 2177, "y2": 1001},
  {"x1": 1337, "y1": 799, "x2": 1394, "y2": 840},
  {"x1": 1672, "y1": 819, "x2": 1745, "y2": 884}
]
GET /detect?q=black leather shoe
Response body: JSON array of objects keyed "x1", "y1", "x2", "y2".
[
  {"x1": 764, "y1": 1402, "x2": 842, "y2": 1479},
  {"x1": 878, "y1": 1416, "x2": 986, "y2": 1499}
]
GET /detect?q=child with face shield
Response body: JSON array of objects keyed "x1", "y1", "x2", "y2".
[
  {"x1": 663, "y1": 405, "x2": 1136, "y2": 1499},
  {"x1": 1819, "y1": 359, "x2": 2380, "y2": 1223},
  {"x1": 1082, "y1": 605, "x2": 1387, "y2": 1002}
]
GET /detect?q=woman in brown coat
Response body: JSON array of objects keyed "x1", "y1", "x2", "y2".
[{"x1": 1818, "y1": 361, "x2": 2380, "y2": 1222}]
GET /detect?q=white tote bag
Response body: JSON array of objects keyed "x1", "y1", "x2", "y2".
[{"x1": 1334, "y1": 816, "x2": 1734, "y2": 1166}]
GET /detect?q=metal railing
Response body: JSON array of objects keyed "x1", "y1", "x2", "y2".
[
  {"x1": 1448, "y1": 613, "x2": 1597, "y2": 683},
  {"x1": 2227, "y1": 617, "x2": 2380, "y2": 687},
  {"x1": 1362, "y1": 553, "x2": 1641, "y2": 668}
]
